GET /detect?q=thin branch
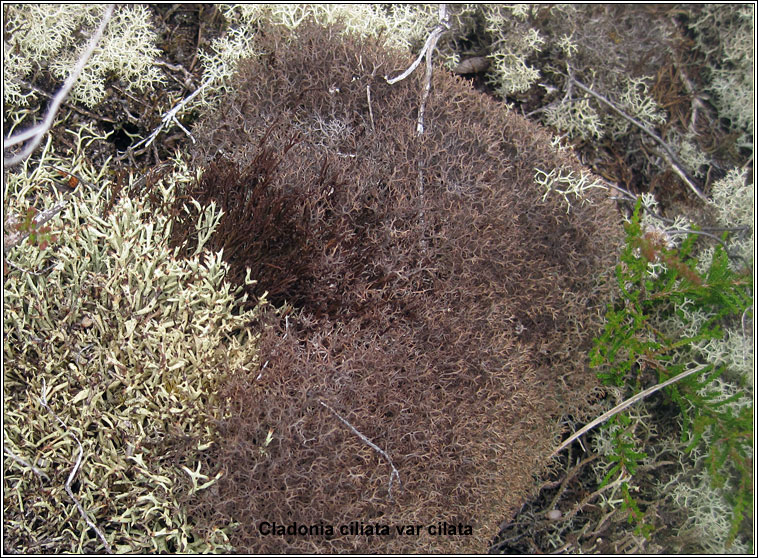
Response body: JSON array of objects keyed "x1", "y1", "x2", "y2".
[
  {"x1": 547, "y1": 454, "x2": 599, "y2": 512},
  {"x1": 566, "y1": 74, "x2": 708, "y2": 202},
  {"x1": 564, "y1": 471, "x2": 631, "y2": 523},
  {"x1": 385, "y1": 23, "x2": 441, "y2": 86},
  {"x1": 672, "y1": 54, "x2": 708, "y2": 135},
  {"x1": 130, "y1": 76, "x2": 213, "y2": 152},
  {"x1": 667, "y1": 227, "x2": 742, "y2": 247},
  {"x1": 658, "y1": 148, "x2": 708, "y2": 202},
  {"x1": 386, "y1": 5, "x2": 450, "y2": 85},
  {"x1": 39, "y1": 379, "x2": 112, "y2": 554},
  {"x1": 14, "y1": 78, "x2": 117, "y2": 124},
  {"x1": 416, "y1": 161, "x2": 428, "y2": 255},
  {"x1": 4, "y1": 258, "x2": 57, "y2": 276},
  {"x1": 3, "y1": 444, "x2": 51, "y2": 481},
  {"x1": 366, "y1": 85, "x2": 375, "y2": 132},
  {"x1": 550, "y1": 363, "x2": 710, "y2": 459},
  {"x1": 4, "y1": 201, "x2": 68, "y2": 255},
  {"x1": 416, "y1": 5, "x2": 449, "y2": 135},
  {"x1": 601, "y1": 179, "x2": 746, "y2": 260},
  {"x1": 414, "y1": 5, "x2": 450, "y2": 251},
  {"x1": 4, "y1": 5, "x2": 115, "y2": 168},
  {"x1": 320, "y1": 401, "x2": 401, "y2": 501},
  {"x1": 385, "y1": 6, "x2": 449, "y2": 258}
]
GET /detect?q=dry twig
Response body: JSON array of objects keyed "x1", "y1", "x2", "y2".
[
  {"x1": 131, "y1": 76, "x2": 213, "y2": 151},
  {"x1": 14, "y1": 79, "x2": 117, "y2": 125},
  {"x1": 39, "y1": 379, "x2": 112, "y2": 554},
  {"x1": 385, "y1": 4, "x2": 450, "y2": 135},
  {"x1": 366, "y1": 85, "x2": 375, "y2": 132},
  {"x1": 3, "y1": 444, "x2": 51, "y2": 481},
  {"x1": 550, "y1": 363, "x2": 710, "y2": 459},
  {"x1": 566, "y1": 74, "x2": 708, "y2": 202},
  {"x1": 385, "y1": 5, "x2": 450, "y2": 254},
  {"x1": 320, "y1": 401, "x2": 401, "y2": 501},
  {"x1": 3, "y1": 5, "x2": 115, "y2": 168},
  {"x1": 601, "y1": 179, "x2": 745, "y2": 260}
]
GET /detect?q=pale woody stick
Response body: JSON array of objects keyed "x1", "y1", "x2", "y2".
[
  {"x1": 320, "y1": 401, "x2": 401, "y2": 501},
  {"x1": 550, "y1": 363, "x2": 709, "y2": 459}
]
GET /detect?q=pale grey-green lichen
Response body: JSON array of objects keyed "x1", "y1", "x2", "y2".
[
  {"x1": 484, "y1": 5, "x2": 545, "y2": 96},
  {"x1": 689, "y1": 5, "x2": 754, "y2": 145},
  {"x1": 3, "y1": 130, "x2": 264, "y2": 553},
  {"x1": 709, "y1": 168, "x2": 754, "y2": 269},
  {"x1": 4, "y1": 4, "x2": 164, "y2": 108},
  {"x1": 534, "y1": 167, "x2": 607, "y2": 212}
]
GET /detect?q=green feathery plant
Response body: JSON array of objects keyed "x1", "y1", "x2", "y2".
[{"x1": 590, "y1": 199, "x2": 753, "y2": 545}]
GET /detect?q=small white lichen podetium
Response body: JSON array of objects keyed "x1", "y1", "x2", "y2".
[
  {"x1": 4, "y1": 4, "x2": 164, "y2": 108},
  {"x1": 534, "y1": 167, "x2": 607, "y2": 213},
  {"x1": 544, "y1": 98, "x2": 605, "y2": 141},
  {"x1": 607, "y1": 77, "x2": 667, "y2": 140},
  {"x1": 484, "y1": 5, "x2": 546, "y2": 96},
  {"x1": 708, "y1": 167, "x2": 754, "y2": 269}
]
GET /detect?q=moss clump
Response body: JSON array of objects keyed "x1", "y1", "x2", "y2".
[{"x1": 171, "y1": 21, "x2": 623, "y2": 553}]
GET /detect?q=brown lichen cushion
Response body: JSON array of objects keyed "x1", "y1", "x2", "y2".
[{"x1": 171, "y1": 22, "x2": 622, "y2": 553}]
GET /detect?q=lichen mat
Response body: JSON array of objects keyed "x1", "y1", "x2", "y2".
[{"x1": 166, "y1": 22, "x2": 623, "y2": 553}]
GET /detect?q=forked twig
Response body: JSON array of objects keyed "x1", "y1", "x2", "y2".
[
  {"x1": 131, "y1": 76, "x2": 213, "y2": 151},
  {"x1": 550, "y1": 363, "x2": 709, "y2": 459},
  {"x1": 385, "y1": 6, "x2": 449, "y2": 255},
  {"x1": 320, "y1": 401, "x2": 401, "y2": 501},
  {"x1": 385, "y1": 11, "x2": 445, "y2": 86},
  {"x1": 39, "y1": 380, "x2": 112, "y2": 554},
  {"x1": 415, "y1": 5, "x2": 449, "y2": 135},
  {"x1": 385, "y1": 4, "x2": 450, "y2": 135}
]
